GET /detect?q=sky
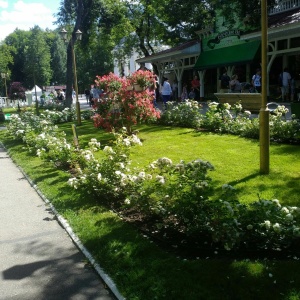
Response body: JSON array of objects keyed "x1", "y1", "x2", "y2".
[{"x1": 0, "y1": 0, "x2": 61, "y2": 42}]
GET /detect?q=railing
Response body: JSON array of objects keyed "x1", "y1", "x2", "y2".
[{"x1": 269, "y1": 0, "x2": 300, "y2": 15}]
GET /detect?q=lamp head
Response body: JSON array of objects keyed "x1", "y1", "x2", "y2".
[
  {"x1": 60, "y1": 28, "x2": 68, "y2": 42},
  {"x1": 75, "y1": 29, "x2": 82, "y2": 41}
]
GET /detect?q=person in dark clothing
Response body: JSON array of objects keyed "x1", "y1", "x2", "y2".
[
  {"x1": 84, "y1": 88, "x2": 90, "y2": 104},
  {"x1": 219, "y1": 69, "x2": 230, "y2": 93}
]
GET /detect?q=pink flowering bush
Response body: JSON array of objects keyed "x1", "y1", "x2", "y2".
[
  {"x1": 92, "y1": 71, "x2": 160, "y2": 134},
  {"x1": 128, "y1": 70, "x2": 155, "y2": 89}
]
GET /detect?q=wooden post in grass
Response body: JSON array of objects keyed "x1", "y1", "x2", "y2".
[{"x1": 72, "y1": 124, "x2": 79, "y2": 148}]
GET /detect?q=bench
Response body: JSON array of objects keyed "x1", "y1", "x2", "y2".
[{"x1": 214, "y1": 93, "x2": 262, "y2": 113}]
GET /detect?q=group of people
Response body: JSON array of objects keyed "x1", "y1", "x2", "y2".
[
  {"x1": 159, "y1": 75, "x2": 201, "y2": 105},
  {"x1": 219, "y1": 69, "x2": 262, "y2": 94},
  {"x1": 219, "y1": 67, "x2": 298, "y2": 102},
  {"x1": 84, "y1": 86, "x2": 103, "y2": 107}
]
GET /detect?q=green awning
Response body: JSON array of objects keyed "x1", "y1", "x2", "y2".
[{"x1": 194, "y1": 40, "x2": 261, "y2": 70}]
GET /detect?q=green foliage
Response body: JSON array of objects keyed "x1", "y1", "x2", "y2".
[
  {"x1": 23, "y1": 26, "x2": 52, "y2": 88},
  {"x1": 92, "y1": 72, "x2": 160, "y2": 134},
  {"x1": 217, "y1": 0, "x2": 277, "y2": 30},
  {"x1": 4, "y1": 29, "x2": 30, "y2": 84},
  {"x1": 160, "y1": 101, "x2": 300, "y2": 143},
  {"x1": 2, "y1": 118, "x2": 300, "y2": 300},
  {"x1": 0, "y1": 43, "x2": 14, "y2": 90},
  {"x1": 5, "y1": 111, "x2": 300, "y2": 252},
  {"x1": 48, "y1": 33, "x2": 67, "y2": 85}
]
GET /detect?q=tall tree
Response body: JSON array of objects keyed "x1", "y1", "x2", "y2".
[
  {"x1": 0, "y1": 42, "x2": 14, "y2": 96},
  {"x1": 49, "y1": 33, "x2": 67, "y2": 85},
  {"x1": 4, "y1": 29, "x2": 30, "y2": 84},
  {"x1": 23, "y1": 26, "x2": 52, "y2": 88},
  {"x1": 55, "y1": 0, "x2": 102, "y2": 107},
  {"x1": 213, "y1": 0, "x2": 277, "y2": 29}
]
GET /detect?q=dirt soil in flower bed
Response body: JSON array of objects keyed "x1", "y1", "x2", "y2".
[{"x1": 115, "y1": 207, "x2": 300, "y2": 261}]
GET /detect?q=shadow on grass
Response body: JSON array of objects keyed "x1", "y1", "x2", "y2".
[
  {"x1": 227, "y1": 172, "x2": 261, "y2": 186},
  {"x1": 82, "y1": 213, "x2": 300, "y2": 300},
  {"x1": 270, "y1": 142, "x2": 300, "y2": 155}
]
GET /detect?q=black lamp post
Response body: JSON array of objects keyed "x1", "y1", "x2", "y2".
[{"x1": 60, "y1": 28, "x2": 82, "y2": 125}]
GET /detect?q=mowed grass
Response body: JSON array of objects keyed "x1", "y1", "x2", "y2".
[{"x1": 1, "y1": 120, "x2": 300, "y2": 300}]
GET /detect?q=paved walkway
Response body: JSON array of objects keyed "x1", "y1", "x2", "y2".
[{"x1": 0, "y1": 143, "x2": 117, "y2": 300}]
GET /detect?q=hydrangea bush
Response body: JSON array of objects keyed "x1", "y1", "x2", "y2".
[
  {"x1": 158, "y1": 100, "x2": 203, "y2": 128},
  {"x1": 160, "y1": 101, "x2": 300, "y2": 143}
]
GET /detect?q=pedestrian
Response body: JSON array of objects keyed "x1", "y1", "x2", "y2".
[
  {"x1": 171, "y1": 79, "x2": 178, "y2": 101},
  {"x1": 84, "y1": 88, "x2": 90, "y2": 104},
  {"x1": 191, "y1": 75, "x2": 200, "y2": 100},
  {"x1": 279, "y1": 67, "x2": 291, "y2": 102},
  {"x1": 161, "y1": 78, "x2": 172, "y2": 106},
  {"x1": 90, "y1": 85, "x2": 101, "y2": 106},
  {"x1": 149, "y1": 80, "x2": 158, "y2": 108},
  {"x1": 229, "y1": 75, "x2": 242, "y2": 93},
  {"x1": 154, "y1": 75, "x2": 161, "y2": 103},
  {"x1": 181, "y1": 83, "x2": 188, "y2": 101},
  {"x1": 72, "y1": 88, "x2": 76, "y2": 103},
  {"x1": 290, "y1": 73, "x2": 296, "y2": 102},
  {"x1": 251, "y1": 68, "x2": 262, "y2": 93},
  {"x1": 189, "y1": 88, "x2": 196, "y2": 99},
  {"x1": 219, "y1": 69, "x2": 230, "y2": 93},
  {"x1": 57, "y1": 89, "x2": 64, "y2": 103}
]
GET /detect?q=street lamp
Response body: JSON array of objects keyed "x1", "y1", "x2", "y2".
[{"x1": 60, "y1": 28, "x2": 82, "y2": 125}]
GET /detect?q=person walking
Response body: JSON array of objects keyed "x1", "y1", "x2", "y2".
[
  {"x1": 161, "y1": 78, "x2": 172, "y2": 106},
  {"x1": 84, "y1": 88, "x2": 90, "y2": 104},
  {"x1": 279, "y1": 67, "x2": 291, "y2": 102}
]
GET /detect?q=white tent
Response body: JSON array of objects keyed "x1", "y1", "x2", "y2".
[
  {"x1": 30, "y1": 85, "x2": 42, "y2": 102},
  {"x1": 30, "y1": 85, "x2": 42, "y2": 95}
]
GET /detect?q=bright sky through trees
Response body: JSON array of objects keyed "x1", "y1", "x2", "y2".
[{"x1": 0, "y1": 0, "x2": 60, "y2": 41}]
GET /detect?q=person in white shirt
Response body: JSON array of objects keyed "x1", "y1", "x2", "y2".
[
  {"x1": 279, "y1": 67, "x2": 291, "y2": 102},
  {"x1": 72, "y1": 88, "x2": 76, "y2": 103},
  {"x1": 161, "y1": 78, "x2": 172, "y2": 106}
]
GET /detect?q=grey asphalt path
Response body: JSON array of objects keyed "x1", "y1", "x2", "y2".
[{"x1": 0, "y1": 144, "x2": 116, "y2": 300}]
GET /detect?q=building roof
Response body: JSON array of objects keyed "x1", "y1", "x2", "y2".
[
  {"x1": 136, "y1": 40, "x2": 200, "y2": 63},
  {"x1": 269, "y1": 7, "x2": 300, "y2": 28},
  {"x1": 241, "y1": 7, "x2": 300, "y2": 40}
]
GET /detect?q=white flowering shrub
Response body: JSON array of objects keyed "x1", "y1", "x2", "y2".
[
  {"x1": 200, "y1": 102, "x2": 234, "y2": 133},
  {"x1": 68, "y1": 128, "x2": 142, "y2": 201},
  {"x1": 6, "y1": 112, "x2": 42, "y2": 140},
  {"x1": 6, "y1": 108, "x2": 300, "y2": 252},
  {"x1": 269, "y1": 106, "x2": 300, "y2": 143},
  {"x1": 158, "y1": 100, "x2": 203, "y2": 128},
  {"x1": 158, "y1": 101, "x2": 300, "y2": 143},
  {"x1": 123, "y1": 157, "x2": 215, "y2": 224},
  {"x1": 241, "y1": 199, "x2": 300, "y2": 250},
  {"x1": 6, "y1": 109, "x2": 76, "y2": 141}
]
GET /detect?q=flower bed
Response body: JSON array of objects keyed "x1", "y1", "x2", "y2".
[{"x1": 5, "y1": 112, "x2": 300, "y2": 253}]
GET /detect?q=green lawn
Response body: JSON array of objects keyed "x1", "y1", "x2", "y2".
[{"x1": 1, "y1": 120, "x2": 300, "y2": 300}]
